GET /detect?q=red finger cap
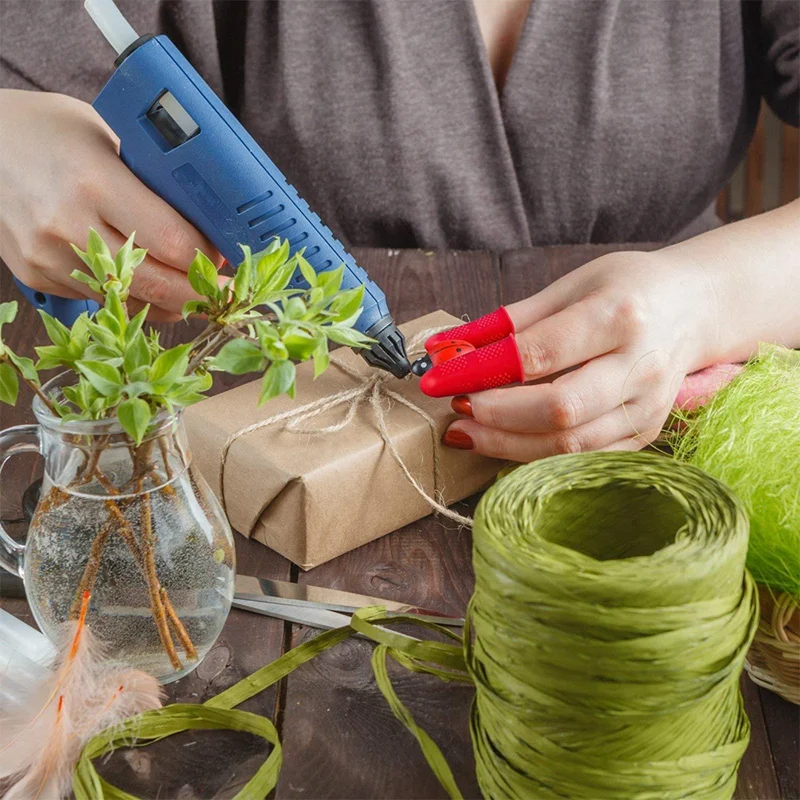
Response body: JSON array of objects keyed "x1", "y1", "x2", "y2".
[
  {"x1": 425, "y1": 307, "x2": 515, "y2": 352},
  {"x1": 420, "y1": 335, "x2": 524, "y2": 398}
]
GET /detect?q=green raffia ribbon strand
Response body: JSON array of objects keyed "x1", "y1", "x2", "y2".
[
  {"x1": 467, "y1": 451, "x2": 758, "y2": 800},
  {"x1": 74, "y1": 452, "x2": 758, "y2": 800}
]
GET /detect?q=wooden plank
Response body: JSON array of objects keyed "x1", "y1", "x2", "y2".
[
  {"x1": 779, "y1": 122, "x2": 799, "y2": 207},
  {"x1": 760, "y1": 686, "x2": 800, "y2": 800},
  {"x1": 0, "y1": 277, "x2": 292, "y2": 799},
  {"x1": 276, "y1": 249, "x2": 498, "y2": 799},
  {"x1": 745, "y1": 105, "x2": 766, "y2": 219},
  {"x1": 499, "y1": 243, "x2": 661, "y2": 305},
  {"x1": 735, "y1": 676, "x2": 782, "y2": 799},
  {"x1": 351, "y1": 247, "x2": 501, "y2": 326}
]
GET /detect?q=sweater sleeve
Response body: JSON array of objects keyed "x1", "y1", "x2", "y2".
[{"x1": 755, "y1": 0, "x2": 800, "y2": 126}]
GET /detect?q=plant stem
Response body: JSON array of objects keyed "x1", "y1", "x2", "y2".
[
  {"x1": 157, "y1": 436, "x2": 175, "y2": 481},
  {"x1": 80, "y1": 435, "x2": 109, "y2": 485},
  {"x1": 5, "y1": 358, "x2": 57, "y2": 415},
  {"x1": 69, "y1": 518, "x2": 113, "y2": 619},
  {"x1": 161, "y1": 587, "x2": 198, "y2": 661},
  {"x1": 107, "y1": 491, "x2": 181, "y2": 671},
  {"x1": 187, "y1": 327, "x2": 228, "y2": 373}
]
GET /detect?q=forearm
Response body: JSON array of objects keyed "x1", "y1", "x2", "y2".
[{"x1": 661, "y1": 198, "x2": 800, "y2": 364}]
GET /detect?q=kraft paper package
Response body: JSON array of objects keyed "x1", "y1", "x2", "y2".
[{"x1": 183, "y1": 311, "x2": 505, "y2": 568}]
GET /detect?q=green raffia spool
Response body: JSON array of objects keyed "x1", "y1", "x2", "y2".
[
  {"x1": 75, "y1": 452, "x2": 759, "y2": 800},
  {"x1": 467, "y1": 451, "x2": 758, "y2": 800}
]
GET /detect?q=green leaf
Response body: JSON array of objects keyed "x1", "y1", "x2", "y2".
[
  {"x1": 95, "y1": 253, "x2": 118, "y2": 284},
  {"x1": 297, "y1": 254, "x2": 318, "y2": 288},
  {"x1": 123, "y1": 330, "x2": 151, "y2": 375},
  {"x1": 38, "y1": 310, "x2": 71, "y2": 347},
  {"x1": 125, "y1": 306, "x2": 149, "y2": 344},
  {"x1": 86, "y1": 227, "x2": 112, "y2": 264},
  {"x1": 76, "y1": 360, "x2": 123, "y2": 396},
  {"x1": 69, "y1": 269, "x2": 103, "y2": 294},
  {"x1": 326, "y1": 326, "x2": 373, "y2": 348},
  {"x1": 117, "y1": 397, "x2": 152, "y2": 445},
  {"x1": 0, "y1": 361, "x2": 19, "y2": 405},
  {"x1": 122, "y1": 380, "x2": 154, "y2": 399},
  {"x1": 188, "y1": 251, "x2": 220, "y2": 298},
  {"x1": 87, "y1": 320, "x2": 120, "y2": 350},
  {"x1": 282, "y1": 329, "x2": 317, "y2": 361},
  {"x1": 181, "y1": 299, "x2": 207, "y2": 320},
  {"x1": 312, "y1": 334, "x2": 330, "y2": 379},
  {"x1": 330, "y1": 286, "x2": 364, "y2": 323},
  {"x1": 209, "y1": 339, "x2": 264, "y2": 375},
  {"x1": 36, "y1": 344, "x2": 71, "y2": 371},
  {"x1": 94, "y1": 308, "x2": 122, "y2": 339},
  {"x1": 317, "y1": 265, "x2": 345, "y2": 296},
  {"x1": 8, "y1": 352, "x2": 38, "y2": 382},
  {"x1": 149, "y1": 342, "x2": 192, "y2": 385},
  {"x1": 233, "y1": 248, "x2": 253, "y2": 302},
  {"x1": 114, "y1": 232, "x2": 134, "y2": 266},
  {"x1": 284, "y1": 297, "x2": 307, "y2": 320},
  {"x1": 105, "y1": 288, "x2": 127, "y2": 331},
  {"x1": 259, "y1": 360, "x2": 296, "y2": 404},
  {"x1": 0, "y1": 301, "x2": 19, "y2": 328}
]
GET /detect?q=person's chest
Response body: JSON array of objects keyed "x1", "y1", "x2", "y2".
[
  {"x1": 0, "y1": 0, "x2": 758, "y2": 249},
  {"x1": 235, "y1": 0, "x2": 755, "y2": 247}
]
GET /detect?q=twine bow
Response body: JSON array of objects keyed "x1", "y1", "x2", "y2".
[{"x1": 218, "y1": 328, "x2": 473, "y2": 528}]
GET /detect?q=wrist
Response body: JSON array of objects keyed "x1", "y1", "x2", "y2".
[{"x1": 651, "y1": 247, "x2": 732, "y2": 370}]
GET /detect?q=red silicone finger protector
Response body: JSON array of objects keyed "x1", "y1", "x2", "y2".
[
  {"x1": 420, "y1": 335, "x2": 525, "y2": 397},
  {"x1": 425, "y1": 307, "x2": 515, "y2": 351}
]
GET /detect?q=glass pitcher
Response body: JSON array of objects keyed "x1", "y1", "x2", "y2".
[{"x1": 0, "y1": 373, "x2": 235, "y2": 683}]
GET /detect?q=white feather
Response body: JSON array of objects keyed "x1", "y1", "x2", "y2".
[{"x1": 0, "y1": 595, "x2": 163, "y2": 799}]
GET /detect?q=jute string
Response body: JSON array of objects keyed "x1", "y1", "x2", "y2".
[{"x1": 217, "y1": 328, "x2": 473, "y2": 528}]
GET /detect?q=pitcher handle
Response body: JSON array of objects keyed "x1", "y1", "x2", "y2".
[{"x1": 0, "y1": 424, "x2": 41, "y2": 578}]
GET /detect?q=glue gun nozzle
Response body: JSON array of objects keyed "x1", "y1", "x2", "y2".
[{"x1": 360, "y1": 317, "x2": 411, "y2": 379}]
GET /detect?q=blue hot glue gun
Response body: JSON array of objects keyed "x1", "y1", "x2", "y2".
[{"x1": 14, "y1": 0, "x2": 410, "y2": 378}]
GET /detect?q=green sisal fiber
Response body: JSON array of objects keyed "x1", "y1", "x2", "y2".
[
  {"x1": 75, "y1": 452, "x2": 758, "y2": 800},
  {"x1": 671, "y1": 345, "x2": 800, "y2": 599},
  {"x1": 468, "y1": 451, "x2": 757, "y2": 800}
]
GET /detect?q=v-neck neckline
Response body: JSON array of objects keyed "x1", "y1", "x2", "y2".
[
  {"x1": 465, "y1": 0, "x2": 537, "y2": 113},
  {"x1": 460, "y1": 0, "x2": 534, "y2": 247}
]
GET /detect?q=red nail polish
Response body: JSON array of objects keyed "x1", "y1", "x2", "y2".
[
  {"x1": 442, "y1": 430, "x2": 474, "y2": 450},
  {"x1": 451, "y1": 396, "x2": 473, "y2": 417}
]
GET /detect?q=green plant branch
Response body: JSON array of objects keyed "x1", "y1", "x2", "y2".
[{"x1": 2, "y1": 354, "x2": 56, "y2": 414}]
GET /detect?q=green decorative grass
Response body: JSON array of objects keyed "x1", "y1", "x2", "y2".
[{"x1": 672, "y1": 345, "x2": 800, "y2": 599}]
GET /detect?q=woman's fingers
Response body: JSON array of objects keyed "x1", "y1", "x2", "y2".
[
  {"x1": 443, "y1": 401, "x2": 666, "y2": 462},
  {"x1": 97, "y1": 153, "x2": 223, "y2": 271},
  {"x1": 465, "y1": 353, "x2": 634, "y2": 433},
  {"x1": 465, "y1": 350, "x2": 683, "y2": 433},
  {"x1": 513, "y1": 295, "x2": 623, "y2": 380}
]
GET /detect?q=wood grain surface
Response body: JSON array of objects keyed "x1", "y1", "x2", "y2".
[{"x1": 1, "y1": 246, "x2": 796, "y2": 800}]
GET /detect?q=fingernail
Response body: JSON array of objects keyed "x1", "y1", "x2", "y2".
[
  {"x1": 442, "y1": 430, "x2": 474, "y2": 450},
  {"x1": 451, "y1": 396, "x2": 473, "y2": 417}
]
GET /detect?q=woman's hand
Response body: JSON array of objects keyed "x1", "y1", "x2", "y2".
[
  {"x1": 0, "y1": 90, "x2": 222, "y2": 321},
  {"x1": 440, "y1": 249, "x2": 723, "y2": 461}
]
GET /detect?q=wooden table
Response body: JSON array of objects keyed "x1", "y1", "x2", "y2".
[{"x1": 1, "y1": 245, "x2": 797, "y2": 799}]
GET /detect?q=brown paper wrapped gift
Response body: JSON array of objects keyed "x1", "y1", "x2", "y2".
[{"x1": 183, "y1": 311, "x2": 505, "y2": 569}]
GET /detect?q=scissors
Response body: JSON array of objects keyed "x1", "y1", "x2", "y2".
[{"x1": 233, "y1": 575, "x2": 465, "y2": 631}]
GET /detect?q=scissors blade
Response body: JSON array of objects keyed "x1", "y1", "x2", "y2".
[
  {"x1": 232, "y1": 598, "x2": 352, "y2": 630},
  {"x1": 234, "y1": 575, "x2": 464, "y2": 626}
]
